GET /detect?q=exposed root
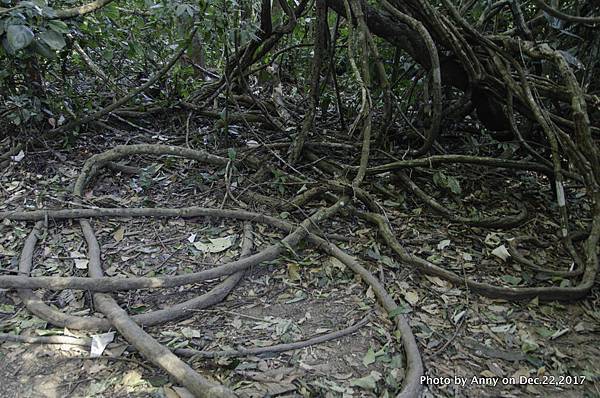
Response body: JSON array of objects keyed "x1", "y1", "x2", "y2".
[
  {"x1": 3, "y1": 144, "x2": 424, "y2": 396},
  {"x1": 507, "y1": 236, "x2": 582, "y2": 277},
  {"x1": 0, "y1": 316, "x2": 369, "y2": 359},
  {"x1": 359, "y1": 211, "x2": 597, "y2": 301},
  {"x1": 2, "y1": 130, "x2": 598, "y2": 395},
  {"x1": 395, "y1": 171, "x2": 527, "y2": 229}
]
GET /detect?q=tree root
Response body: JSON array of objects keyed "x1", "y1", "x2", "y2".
[
  {"x1": 358, "y1": 211, "x2": 597, "y2": 301},
  {"x1": 0, "y1": 333, "x2": 91, "y2": 346},
  {"x1": 0, "y1": 316, "x2": 369, "y2": 359},
  {"x1": 10, "y1": 204, "x2": 344, "y2": 333},
  {"x1": 48, "y1": 31, "x2": 195, "y2": 136},
  {"x1": 172, "y1": 316, "x2": 370, "y2": 359},
  {"x1": 1, "y1": 207, "x2": 339, "y2": 292},
  {"x1": 366, "y1": 154, "x2": 557, "y2": 176},
  {"x1": 507, "y1": 236, "x2": 582, "y2": 277},
  {"x1": 304, "y1": 150, "x2": 596, "y2": 302},
  {"x1": 394, "y1": 171, "x2": 527, "y2": 229},
  {"x1": 531, "y1": 0, "x2": 600, "y2": 25},
  {"x1": 83, "y1": 219, "x2": 236, "y2": 397},
  {"x1": 0, "y1": 142, "x2": 427, "y2": 396},
  {"x1": 308, "y1": 231, "x2": 423, "y2": 398},
  {"x1": 381, "y1": 0, "x2": 442, "y2": 156}
]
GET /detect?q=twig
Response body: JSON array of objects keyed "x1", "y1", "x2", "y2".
[
  {"x1": 49, "y1": 31, "x2": 196, "y2": 135},
  {"x1": 176, "y1": 316, "x2": 370, "y2": 358}
]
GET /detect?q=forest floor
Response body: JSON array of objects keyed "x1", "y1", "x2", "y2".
[{"x1": 0, "y1": 119, "x2": 599, "y2": 397}]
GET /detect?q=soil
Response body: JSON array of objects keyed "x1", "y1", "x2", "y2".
[{"x1": 1, "y1": 127, "x2": 599, "y2": 397}]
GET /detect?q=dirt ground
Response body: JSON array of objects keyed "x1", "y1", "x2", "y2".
[{"x1": 1, "y1": 130, "x2": 599, "y2": 397}]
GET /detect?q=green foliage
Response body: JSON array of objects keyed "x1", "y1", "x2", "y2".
[
  {"x1": 0, "y1": 0, "x2": 273, "y2": 132},
  {"x1": 272, "y1": 170, "x2": 287, "y2": 195},
  {"x1": 5, "y1": 24, "x2": 34, "y2": 50},
  {"x1": 1, "y1": 1, "x2": 70, "y2": 130},
  {"x1": 433, "y1": 171, "x2": 462, "y2": 195},
  {"x1": 3, "y1": 93, "x2": 41, "y2": 125},
  {"x1": 1, "y1": 2, "x2": 68, "y2": 56}
]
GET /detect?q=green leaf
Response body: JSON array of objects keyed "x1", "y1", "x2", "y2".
[
  {"x1": 32, "y1": 39, "x2": 56, "y2": 58},
  {"x1": 193, "y1": 236, "x2": 235, "y2": 253},
  {"x1": 521, "y1": 338, "x2": 539, "y2": 353},
  {"x1": 101, "y1": 48, "x2": 114, "y2": 61},
  {"x1": 40, "y1": 5, "x2": 57, "y2": 18},
  {"x1": 366, "y1": 246, "x2": 381, "y2": 260},
  {"x1": 39, "y1": 30, "x2": 66, "y2": 50},
  {"x1": 102, "y1": 3, "x2": 120, "y2": 20},
  {"x1": 219, "y1": 107, "x2": 227, "y2": 121},
  {"x1": 433, "y1": 171, "x2": 461, "y2": 194},
  {"x1": 47, "y1": 20, "x2": 69, "y2": 34},
  {"x1": 390, "y1": 354, "x2": 404, "y2": 369},
  {"x1": 227, "y1": 147, "x2": 236, "y2": 161},
  {"x1": 280, "y1": 240, "x2": 298, "y2": 258},
  {"x1": 388, "y1": 305, "x2": 410, "y2": 318},
  {"x1": 175, "y1": 4, "x2": 195, "y2": 17},
  {"x1": 350, "y1": 374, "x2": 378, "y2": 390},
  {"x1": 433, "y1": 171, "x2": 445, "y2": 187},
  {"x1": 129, "y1": 305, "x2": 149, "y2": 314},
  {"x1": 363, "y1": 348, "x2": 376, "y2": 366},
  {"x1": 501, "y1": 275, "x2": 522, "y2": 286},
  {"x1": 6, "y1": 24, "x2": 34, "y2": 50},
  {"x1": 446, "y1": 176, "x2": 462, "y2": 194},
  {"x1": 534, "y1": 326, "x2": 554, "y2": 338}
]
